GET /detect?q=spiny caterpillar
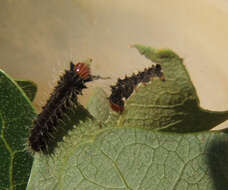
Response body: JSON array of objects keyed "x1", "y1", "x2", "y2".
[
  {"x1": 29, "y1": 60, "x2": 92, "y2": 153},
  {"x1": 109, "y1": 64, "x2": 165, "y2": 113}
]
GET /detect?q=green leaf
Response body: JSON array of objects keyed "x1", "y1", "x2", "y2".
[
  {"x1": 0, "y1": 70, "x2": 36, "y2": 190},
  {"x1": 87, "y1": 88, "x2": 110, "y2": 123},
  {"x1": 27, "y1": 127, "x2": 228, "y2": 190},
  {"x1": 16, "y1": 80, "x2": 37, "y2": 102},
  {"x1": 118, "y1": 45, "x2": 228, "y2": 132},
  {"x1": 87, "y1": 87, "x2": 119, "y2": 128}
]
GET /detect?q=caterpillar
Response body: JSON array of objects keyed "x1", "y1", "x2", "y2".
[
  {"x1": 109, "y1": 64, "x2": 165, "y2": 113},
  {"x1": 29, "y1": 61, "x2": 92, "y2": 153}
]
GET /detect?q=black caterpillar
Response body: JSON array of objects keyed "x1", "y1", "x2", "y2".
[
  {"x1": 29, "y1": 62, "x2": 92, "y2": 152},
  {"x1": 109, "y1": 64, "x2": 165, "y2": 113}
]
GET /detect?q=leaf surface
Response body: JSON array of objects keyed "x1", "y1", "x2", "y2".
[
  {"x1": 27, "y1": 127, "x2": 228, "y2": 190},
  {"x1": 87, "y1": 88, "x2": 110, "y2": 123}
]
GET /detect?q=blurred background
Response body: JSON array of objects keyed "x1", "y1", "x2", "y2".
[{"x1": 1, "y1": 0, "x2": 228, "y2": 129}]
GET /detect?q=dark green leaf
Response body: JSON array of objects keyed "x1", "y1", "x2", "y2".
[
  {"x1": 16, "y1": 80, "x2": 37, "y2": 102},
  {"x1": 0, "y1": 70, "x2": 36, "y2": 190}
]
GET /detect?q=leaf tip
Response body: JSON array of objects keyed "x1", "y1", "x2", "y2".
[{"x1": 132, "y1": 44, "x2": 181, "y2": 63}]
